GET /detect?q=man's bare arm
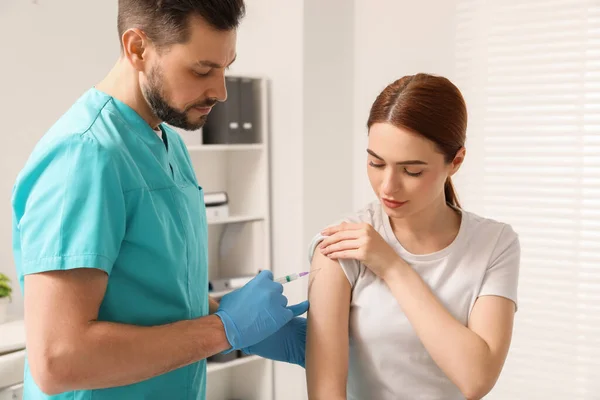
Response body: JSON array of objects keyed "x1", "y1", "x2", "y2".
[{"x1": 24, "y1": 268, "x2": 229, "y2": 395}]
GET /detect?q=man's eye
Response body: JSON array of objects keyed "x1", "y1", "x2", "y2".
[{"x1": 194, "y1": 70, "x2": 210, "y2": 77}]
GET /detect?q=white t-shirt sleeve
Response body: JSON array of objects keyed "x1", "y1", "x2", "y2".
[
  {"x1": 307, "y1": 205, "x2": 381, "y2": 288},
  {"x1": 308, "y1": 234, "x2": 361, "y2": 287},
  {"x1": 478, "y1": 225, "x2": 521, "y2": 309}
]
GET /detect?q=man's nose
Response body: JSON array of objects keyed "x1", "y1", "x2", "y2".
[{"x1": 206, "y1": 73, "x2": 228, "y2": 103}]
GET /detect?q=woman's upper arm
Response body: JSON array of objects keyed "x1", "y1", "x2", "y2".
[{"x1": 306, "y1": 250, "x2": 351, "y2": 400}]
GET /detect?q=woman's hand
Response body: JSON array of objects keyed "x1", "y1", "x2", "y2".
[{"x1": 320, "y1": 222, "x2": 406, "y2": 281}]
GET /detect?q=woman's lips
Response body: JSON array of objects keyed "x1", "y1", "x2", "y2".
[{"x1": 382, "y1": 198, "x2": 408, "y2": 209}]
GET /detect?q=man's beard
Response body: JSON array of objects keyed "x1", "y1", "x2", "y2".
[{"x1": 143, "y1": 65, "x2": 216, "y2": 131}]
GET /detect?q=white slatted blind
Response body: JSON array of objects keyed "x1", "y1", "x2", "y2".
[{"x1": 454, "y1": 1, "x2": 600, "y2": 399}]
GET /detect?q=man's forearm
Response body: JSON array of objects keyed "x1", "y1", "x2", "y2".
[{"x1": 36, "y1": 315, "x2": 229, "y2": 394}]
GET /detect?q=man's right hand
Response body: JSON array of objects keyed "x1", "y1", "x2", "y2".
[{"x1": 214, "y1": 270, "x2": 308, "y2": 351}]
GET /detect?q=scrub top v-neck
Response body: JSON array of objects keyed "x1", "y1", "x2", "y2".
[{"x1": 12, "y1": 88, "x2": 210, "y2": 400}]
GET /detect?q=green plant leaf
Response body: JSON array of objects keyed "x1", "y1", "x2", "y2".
[{"x1": 0, "y1": 273, "x2": 12, "y2": 299}]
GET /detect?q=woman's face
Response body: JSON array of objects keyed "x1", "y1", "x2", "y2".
[{"x1": 366, "y1": 122, "x2": 464, "y2": 218}]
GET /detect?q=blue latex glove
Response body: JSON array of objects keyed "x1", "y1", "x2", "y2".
[
  {"x1": 215, "y1": 270, "x2": 307, "y2": 351},
  {"x1": 242, "y1": 314, "x2": 308, "y2": 368}
]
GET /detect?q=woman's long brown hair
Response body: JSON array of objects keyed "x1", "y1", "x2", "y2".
[{"x1": 367, "y1": 73, "x2": 468, "y2": 208}]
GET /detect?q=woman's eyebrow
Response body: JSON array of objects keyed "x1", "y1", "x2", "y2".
[{"x1": 367, "y1": 149, "x2": 428, "y2": 165}]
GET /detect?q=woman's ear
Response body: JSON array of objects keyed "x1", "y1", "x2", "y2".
[{"x1": 449, "y1": 147, "x2": 466, "y2": 176}]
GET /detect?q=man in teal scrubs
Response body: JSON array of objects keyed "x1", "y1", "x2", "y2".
[{"x1": 11, "y1": 1, "x2": 308, "y2": 399}]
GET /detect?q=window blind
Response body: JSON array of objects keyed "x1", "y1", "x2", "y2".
[{"x1": 454, "y1": 1, "x2": 600, "y2": 399}]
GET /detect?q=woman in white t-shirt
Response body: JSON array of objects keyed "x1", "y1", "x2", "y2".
[{"x1": 306, "y1": 73, "x2": 520, "y2": 400}]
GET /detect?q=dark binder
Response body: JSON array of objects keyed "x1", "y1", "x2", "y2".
[
  {"x1": 203, "y1": 76, "x2": 241, "y2": 144},
  {"x1": 236, "y1": 77, "x2": 258, "y2": 144}
]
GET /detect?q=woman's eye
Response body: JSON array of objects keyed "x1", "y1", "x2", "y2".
[
  {"x1": 404, "y1": 169, "x2": 423, "y2": 177},
  {"x1": 369, "y1": 161, "x2": 385, "y2": 168}
]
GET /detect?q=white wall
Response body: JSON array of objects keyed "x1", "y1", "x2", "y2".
[
  {"x1": 0, "y1": 0, "x2": 120, "y2": 319},
  {"x1": 303, "y1": 0, "x2": 355, "y2": 242},
  {"x1": 352, "y1": 0, "x2": 459, "y2": 209},
  {"x1": 298, "y1": 1, "x2": 356, "y2": 398}
]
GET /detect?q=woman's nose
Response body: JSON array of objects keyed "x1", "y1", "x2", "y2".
[{"x1": 381, "y1": 171, "x2": 402, "y2": 196}]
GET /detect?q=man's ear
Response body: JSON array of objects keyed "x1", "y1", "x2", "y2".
[
  {"x1": 449, "y1": 147, "x2": 466, "y2": 176},
  {"x1": 121, "y1": 28, "x2": 150, "y2": 72}
]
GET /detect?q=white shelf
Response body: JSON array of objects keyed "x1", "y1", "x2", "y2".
[
  {"x1": 0, "y1": 319, "x2": 25, "y2": 355},
  {"x1": 187, "y1": 144, "x2": 264, "y2": 152},
  {"x1": 200, "y1": 77, "x2": 273, "y2": 400},
  {"x1": 207, "y1": 355, "x2": 264, "y2": 374},
  {"x1": 207, "y1": 215, "x2": 264, "y2": 225}
]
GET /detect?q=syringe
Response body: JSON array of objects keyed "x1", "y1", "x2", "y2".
[{"x1": 275, "y1": 269, "x2": 321, "y2": 284}]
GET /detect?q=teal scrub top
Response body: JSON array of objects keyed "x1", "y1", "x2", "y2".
[{"x1": 11, "y1": 88, "x2": 209, "y2": 400}]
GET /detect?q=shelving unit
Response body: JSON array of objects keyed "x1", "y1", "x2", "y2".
[
  {"x1": 207, "y1": 215, "x2": 265, "y2": 225},
  {"x1": 173, "y1": 77, "x2": 273, "y2": 400},
  {"x1": 207, "y1": 355, "x2": 263, "y2": 374}
]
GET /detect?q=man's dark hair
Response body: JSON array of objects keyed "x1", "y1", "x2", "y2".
[{"x1": 117, "y1": 0, "x2": 245, "y2": 48}]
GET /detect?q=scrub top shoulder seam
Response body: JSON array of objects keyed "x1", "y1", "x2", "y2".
[{"x1": 74, "y1": 96, "x2": 113, "y2": 140}]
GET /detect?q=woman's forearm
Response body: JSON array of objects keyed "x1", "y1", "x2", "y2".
[{"x1": 384, "y1": 263, "x2": 498, "y2": 399}]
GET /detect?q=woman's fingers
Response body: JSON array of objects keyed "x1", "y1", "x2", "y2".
[
  {"x1": 321, "y1": 222, "x2": 366, "y2": 236},
  {"x1": 326, "y1": 249, "x2": 360, "y2": 260},
  {"x1": 321, "y1": 239, "x2": 362, "y2": 256},
  {"x1": 319, "y1": 230, "x2": 361, "y2": 249}
]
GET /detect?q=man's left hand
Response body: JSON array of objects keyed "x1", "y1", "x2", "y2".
[{"x1": 242, "y1": 311, "x2": 307, "y2": 368}]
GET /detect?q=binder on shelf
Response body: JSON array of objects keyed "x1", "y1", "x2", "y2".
[
  {"x1": 203, "y1": 76, "x2": 239, "y2": 144},
  {"x1": 202, "y1": 76, "x2": 260, "y2": 145},
  {"x1": 237, "y1": 77, "x2": 257, "y2": 143}
]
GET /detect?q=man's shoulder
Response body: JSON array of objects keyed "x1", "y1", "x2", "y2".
[
  {"x1": 45, "y1": 88, "x2": 112, "y2": 139},
  {"x1": 16, "y1": 90, "x2": 129, "y2": 193},
  {"x1": 33, "y1": 89, "x2": 136, "y2": 171}
]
